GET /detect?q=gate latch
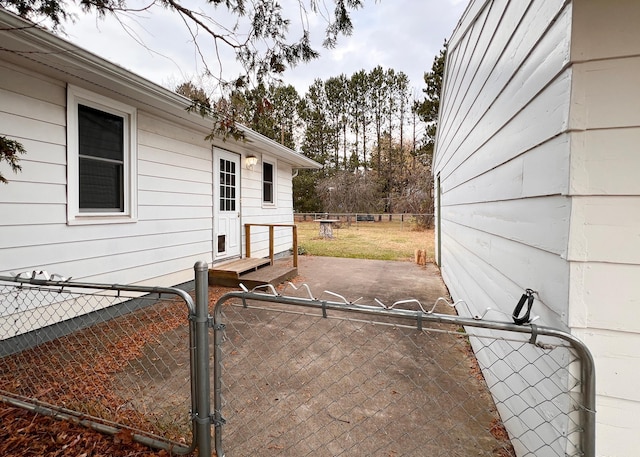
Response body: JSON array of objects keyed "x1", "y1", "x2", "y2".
[{"x1": 512, "y1": 289, "x2": 535, "y2": 325}]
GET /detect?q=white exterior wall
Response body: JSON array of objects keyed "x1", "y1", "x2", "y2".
[
  {"x1": 567, "y1": 2, "x2": 640, "y2": 455},
  {"x1": 241, "y1": 155, "x2": 297, "y2": 259},
  {"x1": 434, "y1": 1, "x2": 574, "y2": 455},
  {"x1": 435, "y1": 0, "x2": 573, "y2": 327},
  {"x1": 436, "y1": 1, "x2": 640, "y2": 455},
  {"x1": 0, "y1": 60, "x2": 214, "y2": 286},
  {"x1": 0, "y1": 60, "x2": 300, "y2": 287}
]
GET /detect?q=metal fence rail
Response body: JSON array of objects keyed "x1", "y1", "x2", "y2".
[
  {"x1": 0, "y1": 266, "x2": 595, "y2": 457},
  {"x1": 212, "y1": 287, "x2": 595, "y2": 457},
  {"x1": 0, "y1": 266, "x2": 209, "y2": 455}
]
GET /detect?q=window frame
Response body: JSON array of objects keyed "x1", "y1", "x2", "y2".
[
  {"x1": 262, "y1": 158, "x2": 276, "y2": 207},
  {"x1": 67, "y1": 85, "x2": 137, "y2": 225}
]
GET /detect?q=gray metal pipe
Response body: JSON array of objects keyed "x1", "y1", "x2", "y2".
[
  {"x1": 0, "y1": 274, "x2": 196, "y2": 314},
  {"x1": 0, "y1": 395, "x2": 195, "y2": 454},
  {"x1": 193, "y1": 261, "x2": 212, "y2": 456}
]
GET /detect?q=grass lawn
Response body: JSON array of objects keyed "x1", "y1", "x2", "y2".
[{"x1": 296, "y1": 219, "x2": 435, "y2": 262}]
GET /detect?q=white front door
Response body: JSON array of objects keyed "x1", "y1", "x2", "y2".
[{"x1": 214, "y1": 149, "x2": 241, "y2": 261}]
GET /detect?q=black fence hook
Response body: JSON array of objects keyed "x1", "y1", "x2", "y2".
[{"x1": 512, "y1": 289, "x2": 535, "y2": 325}]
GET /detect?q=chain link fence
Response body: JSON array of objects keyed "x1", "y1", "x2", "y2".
[
  {"x1": 211, "y1": 287, "x2": 595, "y2": 457},
  {"x1": 1, "y1": 267, "x2": 595, "y2": 457},
  {"x1": 0, "y1": 269, "x2": 206, "y2": 454},
  {"x1": 294, "y1": 213, "x2": 434, "y2": 228}
]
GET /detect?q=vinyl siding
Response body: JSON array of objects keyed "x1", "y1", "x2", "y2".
[
  {"x1": 241, "y1": 157, "x2": 296, "y2": 259},
  {"x1": 0, "y1": 62, "x2": 215, "y2": 285},
  {"x1": 435, "y1": 0, "x2": 572, "y2": 324},
  {"x1": 434, "y1": 1, "x2": 574, "y2": 454},
  {"x1": 567, "y1": 2, "x2": 640, "y2": 454},
  {"x1": 438, "y1": 0, "x2": 640, "y2": 455},
  {"x1": 0, "y1": 58, "x2": 299, "y2": 286}
]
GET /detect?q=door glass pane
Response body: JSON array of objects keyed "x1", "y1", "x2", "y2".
[{"x1": 219, "y1": 157, "x2": 237, "y2": 212}]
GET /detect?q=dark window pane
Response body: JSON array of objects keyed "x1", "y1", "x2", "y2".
[
  {"x1": 262, "y1": 162, "x2": 273, "y2": 203},
  {"x1": 263, "y1": 162, "x2": 273, "y2": 182},
  {"x1": 218, "y1": 157, "x2": 238, "y2": 212},
  {"x1": 78, "y1": 104, "x2": 125, "y2": 212},
  {"x1": 78, "y1": 105, "x2": 124, "y2": 161},
  {"x1": 79, "y1": 158, "x2": 123, "y2": 210},
  {"x1": 263, "y1": 162, "x2": 273, "y2": 203},
  {"x1": 263, "y1": 182, "x2": 273, "y2": 203}
]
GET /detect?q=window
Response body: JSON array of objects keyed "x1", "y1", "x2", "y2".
[
  {"x1": 78, "y1": 105, "x2": 124, "y2": 211},
  {"x1": 219, "y1": 158, "x2": 237, "y2": 211},
  {"x1": 67, "y1": 85, "x2": 137, "y2": 224},
  {"x1": 263, "y1": 161, "x2": 274, "y2": 204}
]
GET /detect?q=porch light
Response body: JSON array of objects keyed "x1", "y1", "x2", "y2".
[{"x1": 245, "y1": 154, "x2": 258, "y2": 170}]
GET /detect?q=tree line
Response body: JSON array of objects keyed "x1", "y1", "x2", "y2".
[
  {"x1": 0, "y1": 0, "x2": 362, "y2": 183},
  {"x1": 1, "y1": 0, "x2": 445, "y2": 226},
  {"x1": 194, "y1": 45, "x2": 446, "y2": 223}
]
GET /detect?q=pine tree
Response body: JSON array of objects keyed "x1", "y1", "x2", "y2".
[{"x1": 415, "y1": 42, "x2": 447, "y2": 156}]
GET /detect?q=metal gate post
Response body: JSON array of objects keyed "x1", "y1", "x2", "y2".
[{"x1": 194, "y1": 261, "x2": 212, "y2": 456}]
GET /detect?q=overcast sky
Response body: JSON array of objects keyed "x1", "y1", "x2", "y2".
[{"x1": 61, "y1": 0, "x2": 467, "y2": 98}]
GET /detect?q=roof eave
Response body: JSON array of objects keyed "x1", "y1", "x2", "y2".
[{"x1": 0, "y1": 9, "x2": 322, "y2": 169}]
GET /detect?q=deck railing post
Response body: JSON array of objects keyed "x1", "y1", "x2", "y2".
[
  {"x1": 245, "y1": 225, "x2": 251, "y2": 258},
  {"x1": 243, "y1": 223, "x2": 298, "y2": 268},
  {"x1": 292, "y1": 225, "x2": 298, "y2": 268},
  {"x1": 269, "y1": 225, "x2": 274, "y2": 265}
]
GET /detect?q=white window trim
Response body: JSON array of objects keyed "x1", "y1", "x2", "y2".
[
  {"x1": 67, "y1": 85, "x2": 137, "y2": 225},
  {"x1": 262, "y1": 157, "x2": 277, "y2": 207}
]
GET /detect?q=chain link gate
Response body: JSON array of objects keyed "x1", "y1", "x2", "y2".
[
  {"x1": 0, "y1": 262, "x2": 214, "y2": 455},
  {"x1": 211, "y1": 285, "x2": 595, "y2": 457},
  {"x1": 1, "y1": 264, "x2": 596, "y2": 456}
]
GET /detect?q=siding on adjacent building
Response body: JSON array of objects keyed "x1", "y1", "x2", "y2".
[
  {"x1": 567, "y1": 2, "x2": 640, "y2": 455},
  {"x1": 435, "y1": 1, "x2": 640, "y2": 455},
  {"x1": 435, "y1": 0, "x2": 573, "y2": 329}
]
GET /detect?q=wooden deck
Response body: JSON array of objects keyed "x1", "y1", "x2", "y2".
[{"x1": 209, "y1": 257, "x2": 297, "y2": 288}]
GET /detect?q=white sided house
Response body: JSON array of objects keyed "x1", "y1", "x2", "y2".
[
  {"x1": 434, "y1": 1, "x2": 640, "y2": 456},
  {"x1": 0, "y1": 9, "x2": 319, "y2": 288}
]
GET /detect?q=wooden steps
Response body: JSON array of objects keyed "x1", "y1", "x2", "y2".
[{"x1": 209, "y1": 257, "x2": 297, "y2": 288}]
